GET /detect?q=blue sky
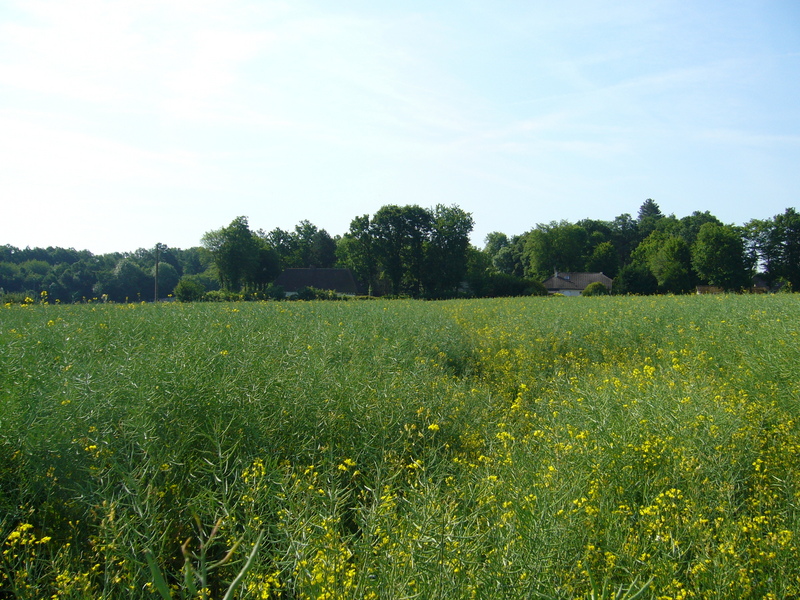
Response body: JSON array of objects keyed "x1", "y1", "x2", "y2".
[{"x1": 1, "y1": 0, "x2": 798, "y2": 254}]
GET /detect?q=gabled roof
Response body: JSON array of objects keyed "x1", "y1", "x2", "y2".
[
  {"x1": 542, "y1": 272, "x2": 612, "y2": 292},
  {"x1": 274, "y1": 268, "x2": 362, "y2": 295}
]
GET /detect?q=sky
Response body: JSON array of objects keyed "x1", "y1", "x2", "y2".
[{"x1": 1, "y1": 0, "x2": 799, "y2": 255}]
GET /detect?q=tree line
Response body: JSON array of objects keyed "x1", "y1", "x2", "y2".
[
  {"x1": 2, "y1": 201, "x2": 798, "y2": 303},
  {"x1": 0, "y1": 244, "x2": 216, "y2": 303},
  {"x1": 489, "y1": 200, "x2": 800, "y2": 295},
  {"x1": 198, "y1": 204, "x2": 478, "y2": 299}
]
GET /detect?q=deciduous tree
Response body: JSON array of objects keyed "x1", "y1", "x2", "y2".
[
  {"x1": 691, "y1": 223, "x2": 749, "y2": 290},
  {"x1": 762, "y1": 208, "x2": 800, "y2": 290},
  {"x1": 523, "y1": 221, "x2": 588, "y2": 280},
  {"x1": 202, "y1": 216, "x2": 261, "y2": 291},
  {"x1": 337, "y1": 215, "x2": 377, "y2": 295},
  {"x1": 424, "y1": 204, "x2": 474, "y2": 296},
  {"x1": 372, "y1": 205, "x2": 432, "y2": 295}
]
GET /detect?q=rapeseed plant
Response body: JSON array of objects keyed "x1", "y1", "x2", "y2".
[{"x1": 1, "y1": 295, "x2": 800, "y2": 598}]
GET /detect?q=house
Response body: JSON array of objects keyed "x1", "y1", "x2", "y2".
[
  {"x1": 274, "y1": 268, "x2": 363, "y2": 297},
  {"x1": 542, "y1": 271, "x2": 612, "y2": 296}
]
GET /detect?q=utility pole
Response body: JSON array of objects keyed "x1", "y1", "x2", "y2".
[{"x1": 154, "y1": 243, "x2": 161, "y2": 302}]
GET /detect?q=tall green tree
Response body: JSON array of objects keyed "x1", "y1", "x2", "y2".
[
  {"x1": 337, "y1": 215, "x2": 377, "y2": 295},
  {"x1": 483, "y1": 232, "x2": 509, "y2": 261},
  {"x1": 691, "y1": 223, "x2": 750, "y2": 290},
  {"x1": 202, "y1": 216, "x2": 261, "y2": 291},
  {"x1": 174, "y1": 247, "x2": 214, "y2": 276},
  {"x1": 637, "y1": 198, "x2": 663, "y2": 220},
  {"x1": 309, "y1": 229, "x2": 337, "y2": 268},
  {"x1": 523, "y1": 221, "x2": 588, "y2": 280},
  {"x1": 585, "y1": 241, "x2": 619, "y2": 276},
  {"x1": 743, "y1": 218, "x2": 771, "y2": 277},
  {"x1": 610, "y1": 213, "x2": 639, "y2": 265},
  {"x1": 152, "y1": 262, "x2": 180, "y2": 297},
  {"x1": 18, "y1": 260, "x2": 51, "y2": 291},
  {"x1": 637, "y1": 198, "x2": 664, "y2": 239},
  {"x1": 251, "y1": 244, "x2": 282, "y2": 290},
  {"x1": 614, "y1": 262, "x2": 659, "y2": 295},
  {"x1": 372, "y1": 205, "x2": 432, "y2": 295},
  {"x1": 0, "y1": 262, "x2": 23, "y2": 293},
  {"x1": 490, "y1": 235, "x2": 526, "y2": 277},
  {"x1": 674, "y1": 211, "x2": 722, "y2": 246},
  {"x1": 262, "y1": 221, "x2": 337, "y2": 269},
  {"x1": 761, "y1": 208, "x2": 800, "y2": 290},
  {"x1": 632, "y1": 231, "x2": 694, "y2": 293},
  {"x1": 95, "y1": 258, "x2": 150, "y2": 301},
  {"x1": 55, "y1": 256, "x2": 115, "y2": 302},
  {"x1": 424, "y1": 204, "x2": 474, "y2": 296},
  {"x1": 651, "y1": 237, "x2": 694, "y2": 293},
  {"x1": 263, "y1": 227, "x2": 297, "y2": 269},
  {"x1": 370, "y1": 205, "x2": 407, "y2": 295}
]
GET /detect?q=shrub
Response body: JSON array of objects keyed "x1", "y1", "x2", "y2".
[
  {"x1": 263, "y1": 283, "x2": 285, "y2": 300},
  {"x1": 582, "y1": 281, "x2": 610, "y2": 296},
  {"x1": 174, "y1": 277, "x2": 206, "y2": 302},
  {"x1": 203, "y1": 289, "x2": 245, "y2": 302},
  {"x1": 293, "y1": 286, "x2": 345, "y2": 301},
  {"x1": 1, "y1": 291, "x2": 36, "y2": 305}
]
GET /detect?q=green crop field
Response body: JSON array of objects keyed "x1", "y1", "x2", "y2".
[{"x1": 1, "y1": 295, "x2": 799, "y2": 599}]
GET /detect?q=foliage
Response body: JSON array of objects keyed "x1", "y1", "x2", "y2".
[
  {"x1": 483, "y1": 231, "x2": 510, "y2": 258},
  {"x1": 755, "y1": 208, "x2": 800, "y2": 289},
  {"x1": 94, "y1": 258, "x2": 151, "y2": 302},
  {"x1": 153, "y1": 262, "x2": 180, "y2": 298},
  {"x1": 264, "y1": 221, "x2": 337, "y2": 270},
  {"x1": 491, "y1": 237, "x2": 526, "y2": 277},
  {"x1": 336, "y1": 215, "x2": 377, "y2": 296},
  {"x1": 174, "y1": 276, "x2": 206, "y2": 302},
  {"x1": 371, "y1": 204, "x2": 433, "y2": 295},
  {"x1": 424, "y1": 204, "x2": 475, "y2": 296},
  {"x1": 202, "y1": 217, "x2": 264, "y2": 292},
  {"x1": 636, "y1": 198, "x2": 664, "y2": 239},
  {"x1": 202, "y1": 289, "x2": 248, "y2": 302},
  {"x1": 613, "y1": 263, "x2": 659, "y2": 295},
  {"x1": 4, "y1": 202, "x2": 798, "y2": 303},
  {"x1": 585, "y1": 241, "x2": 619, "y2": 278},
  {"x1": 691, "y1": 223, "x2": 750, "y2": 290},
  {"x1": 582, "y1": 281, "x2": 610, "y2": 296},
  {"x1": 631, "y1": 233, "x2": 694, "y2": 294},
  {"x1": 482, "y1": 272, "x2": 546, "y2": 297},
  {"x1": 523, "y1": 221, "x2": 589, "y2": 280},
  {"x1": 262, "y1": 283, "x2": 285, "y2": 300},
  {"x1": 293, "y1": 286, "x2": 347, "y2": 301}
]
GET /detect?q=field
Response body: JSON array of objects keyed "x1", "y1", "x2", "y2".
[{"x1": 1, "y1": 295, "x2": 799, "y2": 599}]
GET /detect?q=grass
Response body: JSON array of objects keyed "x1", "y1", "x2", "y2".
[{"x1": 1, "y1": 295, "x2": 799, "y2": 599}]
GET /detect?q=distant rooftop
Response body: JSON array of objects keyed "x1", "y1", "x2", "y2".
[{"x1": 274, "y1": 268, "x2": 363, "y2": 295}]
